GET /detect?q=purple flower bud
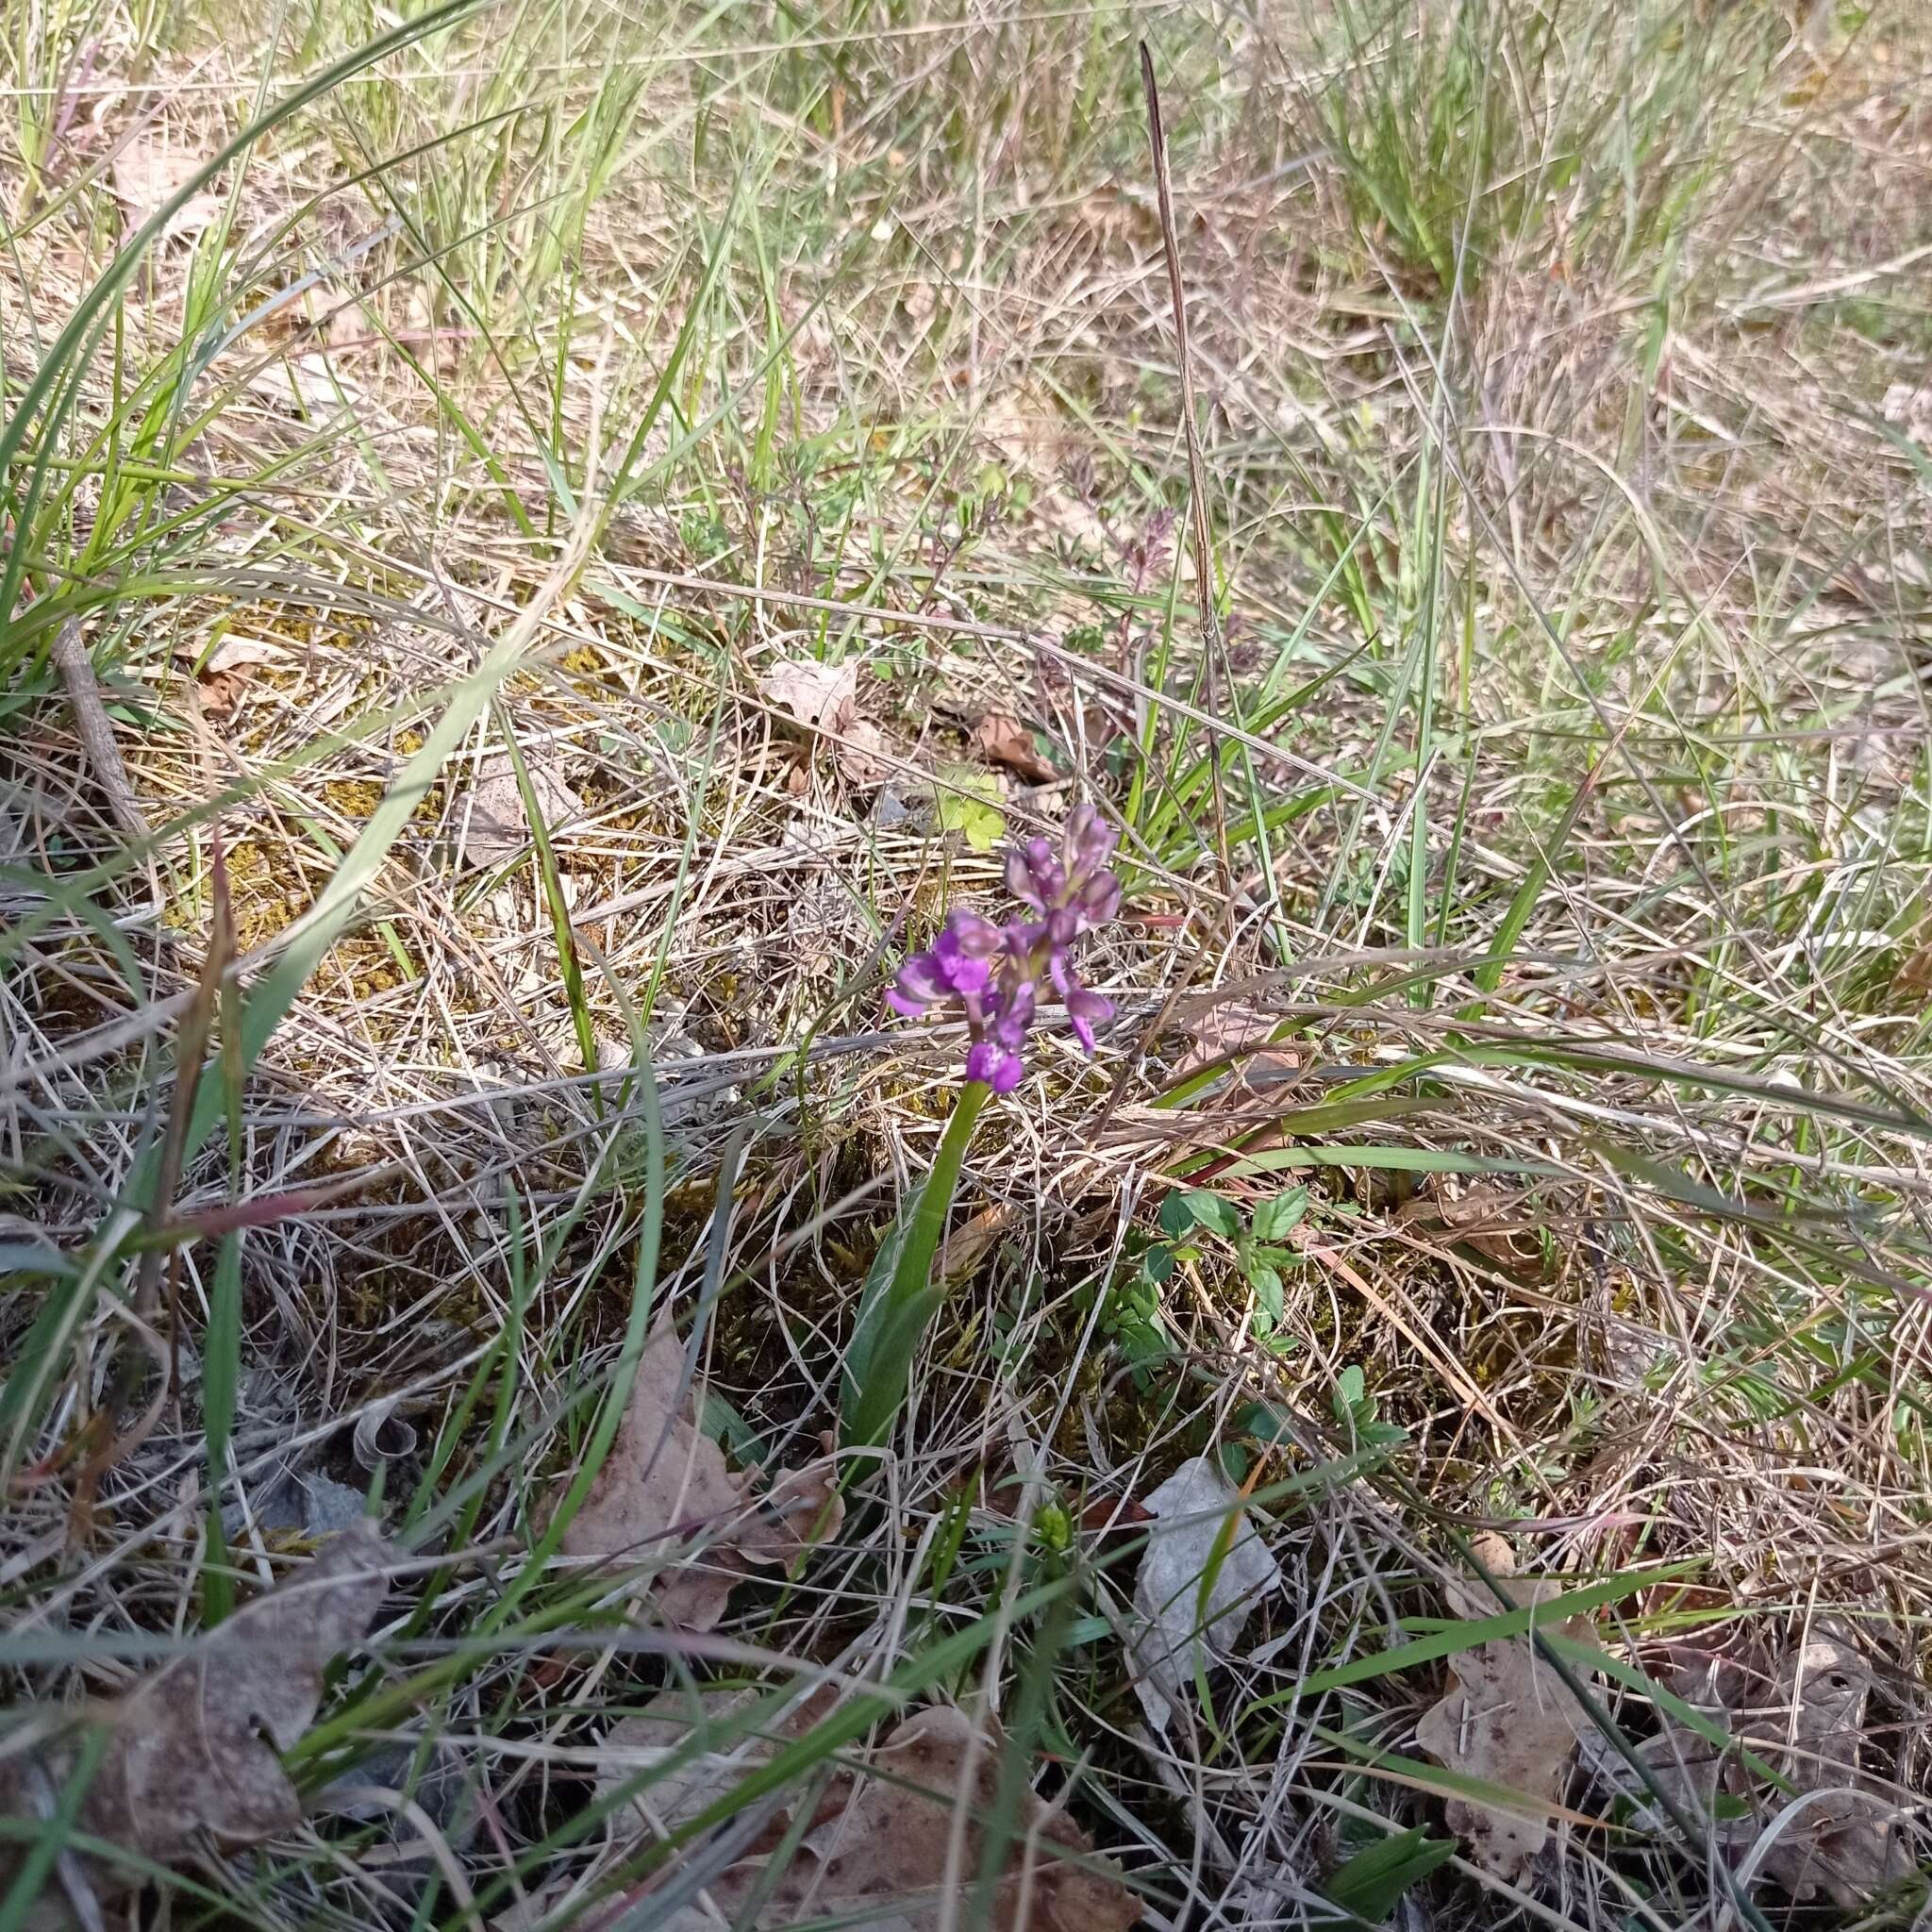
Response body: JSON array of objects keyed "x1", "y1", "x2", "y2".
[
  {"x1": 1066, "y1": 803, "x2": 1117, "y2": 876},
  {"x1": 947, "y1": 909, "x2": 1004, "y2": 957},
  {"x1": 991, "y1": 978, "x2": 1036, "y2": 1050},
  {"x1": 1020, "y1": 836, "x2": 1066, "y2": 908},
  {"x1": 1066, "y1": 986, "x2": 1114, "y2": 1054},
  {"x1": 966, "y1": 1041, "x2": 1024, "y2": 1092},
  {"x1": 1075, "y1": 868, "x2": 1122, "y2": 924}
]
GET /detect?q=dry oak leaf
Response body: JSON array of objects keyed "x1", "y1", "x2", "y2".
[
  {"x1": 758, "y1": 657, "x2": 858, "y2": 736},
  {"x1": 1627, "y1": 1646, "x2": 1754, "y2": 1829},
  {"x1": 0, "y1": 1520, "x2": 393, "y2": 1890},
  {"x1": 559, "y1": 1314, "x2": 749, "y2": 1631},
  {"x1": 559, "y1": 1323, "x2": 844, "y2": 1630},
  {"x1": 108, "y1": 130, "x2": 223, "y2": 241},
  {"x1": 1413, "y1": 1558, "x2": 1601, "y2": 1885},
  {"x1": 610, "y1": 1703, "x2": 1140, "y2": 1932},
  {"x1": 733, "y1": 1435, "x2": 845, "y2": 1569},
  {"x1": 835, "y1": 716, "x2": 896, "y2": 791},
  {"x1": 595, "y1": 1682, "x2": 840, "y2": 1838},
  {"x1": 970, "y1": 710, "x2": 1058, "y2": 784},
  {"x1": 1173, "y1": 1001, "x2": 1299, "y2": 1088},
  {"x1": 175, "y1": 635, "x2": 293, "y2": 717}
]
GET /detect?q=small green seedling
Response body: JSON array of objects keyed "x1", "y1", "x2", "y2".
[
  {"x1": 1154, "y1": 1185, "x2": 1311, "y2": 1346},
  {"x1": 1330, "y1": 1365, "x2": 1408, "y2": 1452}
]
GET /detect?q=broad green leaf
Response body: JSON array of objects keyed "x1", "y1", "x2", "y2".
[
  {"x1": 1174, "y1": 1190, "x2": 1241, "y2": 1240},
  {"x1": 1324, "y1": 1825, "x2": 1457, "y2": 1925},
  {"x1": 1253, "y1": 1186, "x2": 1310, "y2": 1242},
  {"x1": 1246, "y1": 1261, "x2": 1285, "y2": 1324}
]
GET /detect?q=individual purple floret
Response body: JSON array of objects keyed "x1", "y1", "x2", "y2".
[{"x1": 889, "y1": 804, "x2": 1121, "y2": 1092}]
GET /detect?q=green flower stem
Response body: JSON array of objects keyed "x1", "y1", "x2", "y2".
[{"x1": 840, "y1": 1079, "x2": 991, "y2": 1455}]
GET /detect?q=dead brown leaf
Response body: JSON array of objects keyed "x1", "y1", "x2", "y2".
[
  {"x1": 1173, "y1": 1001, "x2": 1299, "y2": 1088},
  {"x1": 461, "y1": 745, "x2": 581, "y2": 869},
  {"x1": 836, "y1": 717, "x2": 896, "y2": 791},
  {"x1": 0, "y1": 1521, "x2": 393, "y2": 1891},
  {"x1": 734, "y1": 1433, "x2": 845, "y2": 1569},
  {"x1": 1628, "y1": 1646, "x2": 1751, "y2": 1826},
  {"x1": 935, "y1": 1202, "x2": 1018, "y2": 1284},
  {"x1": 1605, "y1": 1629, "x2": 1912, "y2": 1906},
  {"x1": 1414, "y1": 1547, "x2": 1601, "y2": 1885},
  {"x1": 595, "y1": 1682, "x2": 840, "y2": 1840},
  {"x1": 970, "y1": 710, "x2": 1057, "y2": 784},
  {"x1": 758, "y1": 657, "x2": 858, "y2": 737},
  {"x1": 976, "y1": 385, "x2": 1072, "y2": 476},
  {"x1": 559, "y1": 1315, "x2": 747, "y2": 1630},
  {"x1": 559, "y1": 1325, "x2": 845, "y2": 1629},
  {"x1": 610, "y1": 1702, "x2": 1139, "y2": 1932},
  {"x1": 108, "y1": 128, "x2": 223, "y2": 241},
  {"x1": 175, "y1": 636, "x2": 294, "y2": 717},
  {"x1": 1397, "y1": 1182, "x2": 1545, "y2": 1281}
]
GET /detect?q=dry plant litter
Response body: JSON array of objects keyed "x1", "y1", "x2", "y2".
[{"x1": 3, "y1": 0, "x2": 1932, "y2": 1926}]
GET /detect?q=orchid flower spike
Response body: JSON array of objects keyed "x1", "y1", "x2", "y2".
[{"x1": 888, "y1": 806, "x2": 1121, "y2": 1091}]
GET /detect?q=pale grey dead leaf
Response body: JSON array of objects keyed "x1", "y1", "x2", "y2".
[
  {"x1": 784, "y1": 875, "x2": 871, "y2": 981},
  {"x1": 758, "y1": 657, "x2": 858, "y2": 736},
  {"x1": 1586, "y1": 1632, "x2": 1910, "y2": 1904},
  {"x1": 1624, "y1": 1648, "x2": 1748, "y2": 1830},
  {"x1": 490, "y1": 1874, "x2": 592, "y2": 1932},
  {"x1": 222, "y1": 1467, "x2": 367, "y2": 1541},
  {"x1": 559, "y1": 1315, "x2": 745, "y2": 1631},
  {"x1": 462, "y1": 746, "x2": 581, "y2": 868},
  {"x1": 1413, "y1": 1564, "x2": 1600, "y2": 1885},
  {"x1": 108, "y1": 1518, "x2": 391, "y2": 1860},
  {"x1": 173, "y1": 635, "x2": 292, "y2": 677},
  {"x1": 872, "y1": 780, "x2": 937, "y2": 830},
  {"x1": 594, "y1": 1683, "x2": 838, "y2": 1834},
  {"x1": 298, "y1": 1472, "x2": 372, "y2": 1538},
  {"x1": 1130, "y1": 1456, "x2": 1282, "y2": 1733},
  {"x1": 1757, "y1": 1628, "x2": 1911, "y2": 1906},
  {"x1": 243, "y1": 349, "x2": 363, "y2": 414}
]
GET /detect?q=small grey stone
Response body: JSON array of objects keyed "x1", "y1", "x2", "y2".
[
  {"x1": 223, "y1": 1469, "x2": 305, "y2": 1539},
  {"x1": 298, "y1": 1474, "x2": 370, "y2": 1537},
  {"x1": 872, "y1": 785, "x2": 930, "y2": 829}
]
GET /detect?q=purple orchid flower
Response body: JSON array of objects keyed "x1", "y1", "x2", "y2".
[{"x1": 889, "y1": 804, "x2": 1120, "y2": 1091}]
